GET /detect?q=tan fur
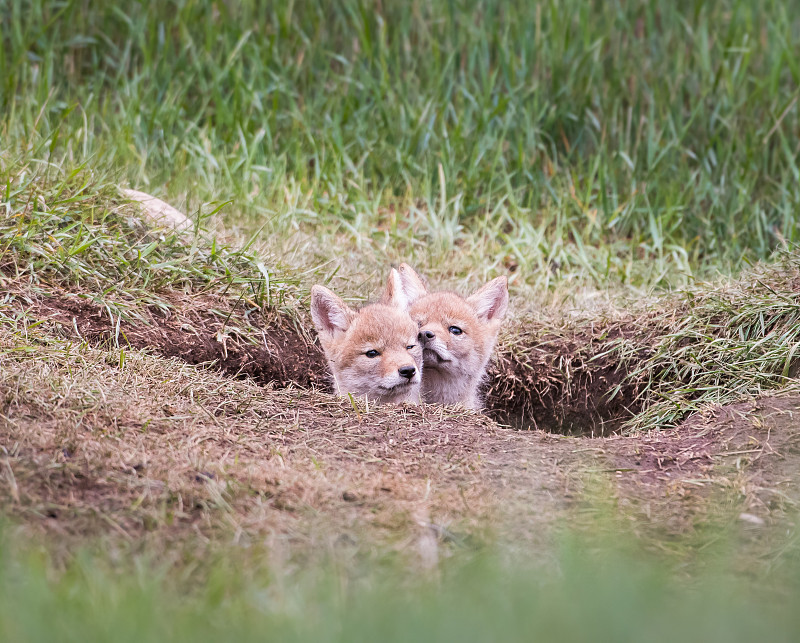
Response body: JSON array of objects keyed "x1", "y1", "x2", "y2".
[
  {"x1": 311, "y1": 270, "x2": 423, "y2": 404},
  {"x1": 397, "y1": 263, "x2": 508, "y2": 409}
]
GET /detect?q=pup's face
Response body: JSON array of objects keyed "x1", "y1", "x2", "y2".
[
  {"x1": 310, "y1": 270, "x2": 423, "y2": 403},
  {"x1": 328, "y1": 304, "x2": 422, "y2": 402},
  {"x1": 410, "y1": 292, "x2": 496, "y2": 377},
  {"x1": 397, "y1": 264, "x2": 509, "y2": 381}
]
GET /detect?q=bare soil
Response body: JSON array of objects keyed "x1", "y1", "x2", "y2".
[{"x1": 18, "y1": 286, "x2": 329, "y2": 390}]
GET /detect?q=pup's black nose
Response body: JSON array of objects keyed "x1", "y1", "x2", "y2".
[
  {"x1": 419, "y1": 330, "x2": 435, "y2": 341},
  {"x1": 398, "y1": 365, "x2": 416, "y2": 379}
]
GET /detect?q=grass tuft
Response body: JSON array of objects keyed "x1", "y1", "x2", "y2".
[
  {"x1": 620, "y1": 250, "x2": 800, "y2": 431},
  {"x1": 0, "y1": 154, "x2": 313, "y2": 332}
]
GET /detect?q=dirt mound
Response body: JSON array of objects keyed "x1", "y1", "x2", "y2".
[
  {"x1": 22, "y1": 290, "x2": 329, "y2": 390},
  {"x1": 485, "y1": 319, "x2": 649, "y2": 434},
  {"x1": 12, "y1": 288, "x2": 648, "y2": 435},
  {"x1": 3, "y1": 320, "x2": 799, "y2": 564},
  {"x1": 0, "y1": 325, "x2": 578, "y2": 560}
]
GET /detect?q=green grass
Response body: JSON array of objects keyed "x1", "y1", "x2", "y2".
[
  {"x1": 620, "y1": 250, "x2": 800, "y2": 431},
  {"x1": 2, "y1": 527, "x2": 800, "y2": 643},
  {"x1": 3, "y1": 0, "x2": 800, "y2": 290},
  {"x1": 0, "y1": 152, "x2": 319, "y2": 354}
]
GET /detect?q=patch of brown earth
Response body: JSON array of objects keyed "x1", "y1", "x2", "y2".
[
  {"x1": 601, "y1": 394, "x2": 800, "y2": 545},
  {"x1": 16, "y1": 287, "x2": 328, "y2": 390},
  {"x1": 687, "y1": 396, "x2": 800, "y2": 517}
]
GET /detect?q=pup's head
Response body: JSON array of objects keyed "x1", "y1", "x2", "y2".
[
  {"x1": 396, "y1": 263, "x2": 508, "y2": 379},
  {"x1": 310, "y1": 270, "x2": 423, "y2": 403}
]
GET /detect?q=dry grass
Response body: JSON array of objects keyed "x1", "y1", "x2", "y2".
[{"x1": 0, "y1": 320, "x2": 587, "y2": 565}]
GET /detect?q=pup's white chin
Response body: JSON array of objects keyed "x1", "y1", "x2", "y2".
[
  {"x1": 377, "y1": 384, "x2": 419, "y2": 403},
  {"x1": 422, "y1": 348, "x2": 450, "y2": 367},
  {"x1": 378, "y1": 379, "x2": 415, "y2": 392}
]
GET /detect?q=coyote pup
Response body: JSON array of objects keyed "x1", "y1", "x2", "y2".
[
  {"x1": 395, "y1": 263, "x2": 508, "y2": 409},
  {"x1": 311, "y1": 270, "x2": 423, "y2": 404}
]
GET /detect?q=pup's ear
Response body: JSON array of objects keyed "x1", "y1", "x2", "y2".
[
  {"x1": 466, "y1": 276, "x2": 508, "y2": 322},
  {"x1": 311, "y1": 285, "x2": 355, "y2": 337},
  {"x1": 382, "y1": 264, "x2": 428, "y2": 309},
  {"x1": 396, "y1": 263, "x2": 428, "y2": 304},
  {"x1": 382, "y1": 268, "x2": 410, "y2": 309}
]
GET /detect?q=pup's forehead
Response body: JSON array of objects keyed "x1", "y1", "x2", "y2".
[
  {"x1": 352, "y1": 304, "x2": 417, "y2": 342},
  {"x1": 410, "y1": 292, "x2": 475, "y2": 321}
]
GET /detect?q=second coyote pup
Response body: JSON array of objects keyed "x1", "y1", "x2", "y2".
[
  {"x1": 311, "y1": 270, "x2": 423, "y2": 404},
  {"x1": 395, "y1": 263, "x2": 508, "y2": 409}
]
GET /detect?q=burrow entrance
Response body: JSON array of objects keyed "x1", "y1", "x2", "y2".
[{"x1": 15, "y1": 293, "x2": 646, "y2": 436}]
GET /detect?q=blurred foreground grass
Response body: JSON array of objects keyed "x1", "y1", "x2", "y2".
[{"x1": 1, "y1": 525, "x2": 799, "y2": 643}]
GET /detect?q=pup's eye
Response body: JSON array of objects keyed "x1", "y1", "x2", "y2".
[
  {"x1": 448, "y1": 326, "x2": 463, "y2": 335},
  {"x1": 365, "y1": 350, "x2": 380, "y2": 358},
  {"x1": 406, "y1": 345, "x2": 416, "y2": 350}
]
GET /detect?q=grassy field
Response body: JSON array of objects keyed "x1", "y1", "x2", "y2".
[
  {"x1": 4, "y1": 0, "x2": 800, "y2": 640},
  {"x1": 5, "y1": 0, "x2": 800, "y2": 292}
]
